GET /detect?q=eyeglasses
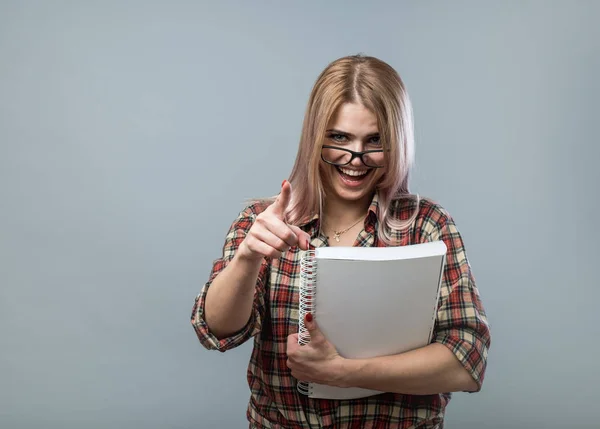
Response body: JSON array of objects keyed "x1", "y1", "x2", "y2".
[{"x1": 321, "y1": 145, "x2": 385, "y2": 168}]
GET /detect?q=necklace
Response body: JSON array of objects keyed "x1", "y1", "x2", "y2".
[{"x1": 325, "y1": 215, "x2": 365, "y2": 242}]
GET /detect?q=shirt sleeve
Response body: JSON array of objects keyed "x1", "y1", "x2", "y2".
[
  {"x1": 426, "y1": 209, "x2": 491, "y2": 391},
  {"x1": 190, "y1": 205, "x2": 269, "y2": 352}
]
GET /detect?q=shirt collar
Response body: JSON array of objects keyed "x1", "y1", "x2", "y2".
[{"x1": 367, "y1": 191, "x2": 380, "y2": 220}]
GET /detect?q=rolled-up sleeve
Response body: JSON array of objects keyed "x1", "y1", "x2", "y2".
[
  {"x1": 428, "y1": 212, "x2": 491, "y2": 391},
  {"x1": 191, "y1": 205, "x2": 269, "y2": 352}
]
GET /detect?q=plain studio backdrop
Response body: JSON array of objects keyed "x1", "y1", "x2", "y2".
[{"x1": 1, "y1": 1, "x2": 598, "y2": 428}]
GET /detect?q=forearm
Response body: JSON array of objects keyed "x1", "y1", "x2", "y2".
[
  {"x1": 204, "y1": 252, "x2": 263, "y2": 339},
  {"x1": 339, "y1": 343, "x2": 478, "y2": 395}
]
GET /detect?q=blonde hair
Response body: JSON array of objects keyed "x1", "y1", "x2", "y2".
[{"x1": 284, "y1": 54, "x2": 418, "y2": 245}]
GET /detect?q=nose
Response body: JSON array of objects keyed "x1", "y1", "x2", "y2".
[
  {"x1": 347, "y1": 139, "x2": 365, "y2": 152},
  {"x1": 348, "y1": 153, "x2": 364, "y2": 167},
  {"x1": 347, "y1": 140, "x2": 367, "y2": 167}
]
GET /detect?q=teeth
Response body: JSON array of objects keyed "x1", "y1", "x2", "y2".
[{"x1": 339, "y1": 167, "x2": 368, "y2": 177}]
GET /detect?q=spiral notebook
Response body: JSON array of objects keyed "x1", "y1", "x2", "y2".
[{"x1": 297, "y1": 241, "x2": 447, "y2": 400}]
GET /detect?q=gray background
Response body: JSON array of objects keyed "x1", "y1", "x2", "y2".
[{"x1": 1, "y1": 1, "x2": 598, "y2": 428}]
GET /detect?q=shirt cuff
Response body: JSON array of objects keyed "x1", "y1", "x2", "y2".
[
  {"x1": 191, "y1": 281, "x2": 260, "y2": 352},
  {"x1": 434, "y1": 329, "x2": 489, "y2": 392}
]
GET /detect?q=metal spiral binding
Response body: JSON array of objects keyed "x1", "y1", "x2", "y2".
[
  {"x1": 297, "y1": 379, "x2": 313, "y2": 396},
  {"x1": 297, "y1": 250, "x2": 316, "y2": 396},
  {"x1": 298, "y1": 250, "x2": 316, "y2": 345}
]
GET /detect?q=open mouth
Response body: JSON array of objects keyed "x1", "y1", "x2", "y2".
[{"x1": 336, "y1": 166, "x2": 372, "y2": 186}]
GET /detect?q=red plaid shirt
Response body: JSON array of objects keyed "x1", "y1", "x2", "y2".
[{"x1": 191, "y1": 194, "x2": 490, "y2": 429}]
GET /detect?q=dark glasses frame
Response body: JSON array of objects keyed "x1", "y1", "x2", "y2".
[{"x1": 321, "y1": 145, "x2": 385, "y2": 168}]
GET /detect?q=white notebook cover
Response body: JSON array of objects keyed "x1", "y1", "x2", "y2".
[{"x1": 297, "y1": 241, "x2": 447, "y2": 400}]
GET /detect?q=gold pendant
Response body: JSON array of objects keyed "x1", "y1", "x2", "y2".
[{"x1": 333, "y1": 232, "x2": 341, "y2": 242}]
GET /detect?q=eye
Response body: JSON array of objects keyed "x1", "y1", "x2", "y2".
[
  {"x1": 367, "y1": 135, "x2": 382, "y2": 146},
  {"x1": 327, "y1": 133, "x2": 348, "y2": 143}
]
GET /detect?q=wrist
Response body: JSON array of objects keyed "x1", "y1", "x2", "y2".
[
  {"x1": 334, "y1": 357, "x2": 361, "y2": 388},
  {"x1": 236, "y1": 242, "x2": 264, "y2": 265}
]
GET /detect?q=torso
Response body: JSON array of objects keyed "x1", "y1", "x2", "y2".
[{"x1": 245, "y1": 195, "x2": 450, "y2": 428}]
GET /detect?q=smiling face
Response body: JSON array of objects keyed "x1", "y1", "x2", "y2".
[{"x1": 320, "y1": 102, "x2": 386, "y2": 207}]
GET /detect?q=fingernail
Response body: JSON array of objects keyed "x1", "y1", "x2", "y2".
[
  {"x1": 305, "y1": 313, "x2": 313, "y2": 323},
  {"x1": 282, "y1": 180, "x2": 286, "y2": 188}
]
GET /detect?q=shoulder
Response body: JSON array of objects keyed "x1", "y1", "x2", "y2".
[
  {"x1": 389, "y1": 195, "x2": 456, "y2": 239},
  {"x1": 229, "y1": 199, "x2": 274, "y2": 226},
  {"x1": 389, "y1": 195, "x2": 453, "y2": 224},
  {"x1": 218, "y1": 199, "x2": 275, "y2": 239}
]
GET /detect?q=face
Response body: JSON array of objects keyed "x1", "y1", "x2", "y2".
[{"x1": 320, "y1": 102, "x2": 385, "y2": 205}]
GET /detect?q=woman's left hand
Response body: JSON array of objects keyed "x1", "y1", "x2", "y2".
[{"x1": 286, "y1": 314, "x2": 347, "y2": 387}]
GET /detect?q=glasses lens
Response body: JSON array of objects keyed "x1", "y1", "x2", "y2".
[
  {"x1": 322, "y1": 147, "x2": 352, "y2": 165},
  {"x1": 362, "y1": 151, "x2": 384, "y2": 168}
]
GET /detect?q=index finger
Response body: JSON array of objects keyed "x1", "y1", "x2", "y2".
[{"x1": 272, "y1": 180, "x2": 293, "y2": 218}]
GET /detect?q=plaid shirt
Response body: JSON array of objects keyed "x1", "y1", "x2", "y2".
[{"x1": 191, "y1": 193, "x2": 490, "y2": 429}]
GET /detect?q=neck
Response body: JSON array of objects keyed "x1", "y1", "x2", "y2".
[{"x1": 322, "y1": 192, "x2": 374, "y2": 229}]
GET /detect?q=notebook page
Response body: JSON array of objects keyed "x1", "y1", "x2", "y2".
[{"x1": 304, "y1": 242, "x2": 446, "y2": 399}]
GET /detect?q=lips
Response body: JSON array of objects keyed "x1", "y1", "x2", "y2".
[
  {"x1": 336, "y1": 166, "x2": 372, "y2": 186},
  {"x1": 338, "y1": 167, "x2": 369, "y2": 177}
]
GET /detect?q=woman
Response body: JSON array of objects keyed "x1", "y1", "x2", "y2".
[{"x1": 191, "y1": 54, "x2": 491, "y2": 428}]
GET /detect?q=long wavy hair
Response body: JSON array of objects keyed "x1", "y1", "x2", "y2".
[{"x1": 285, "y1": 54, "x2": 418, "y2": 245}]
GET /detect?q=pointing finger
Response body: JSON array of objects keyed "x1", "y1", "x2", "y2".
[{"x1": 272, "y1": 180, "x2": 293, "y2": 218}]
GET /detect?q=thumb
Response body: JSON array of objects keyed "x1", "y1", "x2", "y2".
[
  {"x1": 304, "y1": 313, "x2": 326, "y2": 343},
  {"x1": 272, "y1": 180, "x2": 292, "y2": 218},
  {"x1": 290, "y1": 225, "x2": 311, "y2": 250}
]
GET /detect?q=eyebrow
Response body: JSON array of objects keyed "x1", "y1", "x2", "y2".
[{"x1": 326, "y1": 129, "x2": 380, "y2": 139}]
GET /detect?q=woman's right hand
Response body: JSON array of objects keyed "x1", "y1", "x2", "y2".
[{"x1": 238, "y1": 180, "x2": 311, "y2": 261}]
